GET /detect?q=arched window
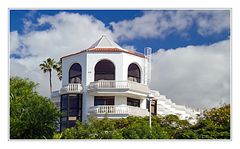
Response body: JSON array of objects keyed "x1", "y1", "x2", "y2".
[
  {"x1": 128, "y1": 63, "x2": 141, "y2": 83},
  {"x1": 69, "y1": 63, "x2": 82, "y2": 83},
  {"x1": 95, "y1": 60, "x2": 115, "y2": 81}
]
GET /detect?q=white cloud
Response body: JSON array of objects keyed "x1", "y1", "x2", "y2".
[
  {"x1": 150, "y1": 39, "x2": 230, "y2": 109},
  {"x1": 10, "y1": 11, "x2": 230, "y2": 109},
  {"x1": 111, "y1": 10, "x2": 230, "y2": 41},
  {"x1": 10, "y1": 31, "x2": 19, "y2": 52},
  {"x1": 195, "y1": 10, "x2": 230, "y2": 36},
  {"x1": 10, "y1": 57, "x2": 60, "y2": 97},
  {"x1": 122, "y1": 45, "x2": 137, "y2": 51},
  {"x1": 10, "y1": 12, "x2": 113, "y2": 97}
]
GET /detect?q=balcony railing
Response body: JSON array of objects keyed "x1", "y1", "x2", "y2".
[
  {"x1": 88, "y1": 80, "x2": 150, "y2": 93},
  {"x1": 88, "y1": 105, "x2": 149, "y2": 117},
  {"x1": 150, "y1": 90, "x2": 160, "y2": 97},
  {"x1": 60, "y1": 83, "x2": 83, "y2": 94}
]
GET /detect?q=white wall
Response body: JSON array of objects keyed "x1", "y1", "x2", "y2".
[
  {"x1": 115, "y1": 96, "x2": 127, "y2": 105},
  {"x1": 62, "y1": 51, "x2": 146, "y2": 87},
  {"x1": 86, "y1": 52, "x2": 146, "y2": 85},
  {"x1": 122, "y1": 53, "x2": 147, "y2": 85},
  {"x1": 61, "y1": 52, "x2": 87, "y2": 87},
  {"x1": 140, "y1": 98, "x2": 147, "y2": 109},
  {"x1": 61, "y1": 51, "x2": 148, "y2": 121}
]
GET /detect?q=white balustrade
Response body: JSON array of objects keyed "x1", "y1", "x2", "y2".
[
  {"x1": 150, "y1": 90, "x2": 160, "y2": 97},
  {"x1": 60, "y1": 83, "x2": 83, "y2": 94},
  {"x1": 88, "y1": 105, "x2": 148, "y2": 117},
  {"x1": 88, "y1": 80, "x2": 150, "y2": 93}
]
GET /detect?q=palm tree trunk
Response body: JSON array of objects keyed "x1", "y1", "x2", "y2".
[{"x1": 49, "y1": 70, "x2": 52, "y2": 94}]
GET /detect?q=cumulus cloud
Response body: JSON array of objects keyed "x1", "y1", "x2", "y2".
[
  {"x1": 150, "y1": 39, "x2": 230, "y2": 109},
  {"x1": 10, "y1": 31, "x2": 19, "y2": 52},
  {"x1": 111, "y1": 10, "x2": 230, "y2": 41},
  {"x1": 10, "y1": 12, "x2": 113, "y2": 97},
  {"x1": 122, "y1": 45, "x2": 137, "y2": 51},
  {"x1": 195, "y1": 10, "x2": 230, "y2": 36},
  {"x1": 10, "y1": 11, "x2": 230, "y2": 109},
  {"x1": 10, "y1": 57, "x2": 61, "y2": 97}
]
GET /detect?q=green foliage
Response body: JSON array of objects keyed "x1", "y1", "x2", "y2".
[
  {"x1": 192, "y1": 104, "x2": 230, "y2": 139},
  {"x1": 121, "y1": 118, "x2": 151, "y2": 139},
  {"x1": 39, "y1": 58, "x2": 57, "y2": 93},
  {"x1": 10, "y1": 77, "x2": 60, "y2": 139},
  {"x1": 60, "y1": 104, "x2": 230, "y2": 139},
  {"x1": 10, "y1": 78, "x2": 230, "y2": 140},
  {"x1": 55, "y1": 60, "x2": 62, "y2": 81}
]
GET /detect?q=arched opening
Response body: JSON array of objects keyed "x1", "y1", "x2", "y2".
[
  {"x1": 95, "y1": 60, "x2": 115, "y2": 81},
  {"x1": 128, "y1": 63, "x2": 141, "y2": 83},
  {"x1": 69, "y1": 63, "x2": 82, "y2": 83}
]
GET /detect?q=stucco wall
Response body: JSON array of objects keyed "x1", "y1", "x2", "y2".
[
  {"x1": 62, "y1": 52, "x2": 87, "y2": 87},
  {"x1": 61, "y1": 51, "x2": 148, "y2": 121}
]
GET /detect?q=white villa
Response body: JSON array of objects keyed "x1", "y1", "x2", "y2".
[{"x1": 51, "y1": 35, "x2": 200, "y2": 131}]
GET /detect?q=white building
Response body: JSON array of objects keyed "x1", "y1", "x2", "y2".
[{"x1": 51, "y1": 35, "x2": 200, "y2": 130}]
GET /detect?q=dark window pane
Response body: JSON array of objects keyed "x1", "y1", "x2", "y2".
[
  {"x1": 61, "y1": 117, "x2": 67, "y2": 122},
  {"x1": 95, "y1": 60, "x2": 115, "y2": 81},
  {"x1": 94, "y1": 96, "x2": 114, "y2": 106},
  {"x1": 69, "y1": 95, "x2": 79, "y2": 109},
  {"x1": 60, "y1": 94, "x2": 82, "y2": 130},
  {"x1": 127, "y1": 98, "x2": 140, "y2": 107},
  {"x1": 128, "y1": 63, "x2": 141, "y2": 83},
  {"x1": 61, "y1": 95, "x2": 68, "y2": 110},
  {"x1": 69, "y1": 63, "x2": 82, "y2": 83},
  {"x1": 69, "y1": 109, "x2": 79, "y2": 116}
]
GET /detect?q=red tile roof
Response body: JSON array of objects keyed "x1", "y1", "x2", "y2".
[
  {"x1": 87, "y1": 48, "x2": 125, "y2": 52},
  {"x1": 61, "y1": 48, "x2": 146, "y2": 60}
]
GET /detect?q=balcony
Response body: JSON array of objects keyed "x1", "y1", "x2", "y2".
[
  {"x1": 60, "y1": 83, "x2": 83, "y2": 94},
  {"x1": 88, "y1": 105, "x2": 149, "y2": 118},
  {"x1": 88, "y1": 80, "x2": 150, "y2": 97}
]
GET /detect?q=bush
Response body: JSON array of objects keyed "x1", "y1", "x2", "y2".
[
  {"x1": 10, "y1": 77, "x2": 60, "y2": 139},
  {"x1": 60, "y1": 104, "x2": 230, "y2": 139}
]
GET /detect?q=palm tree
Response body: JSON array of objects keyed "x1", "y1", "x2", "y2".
[
  {"x1": 40, "y1": 58, "x2": 56, "y2": 94},
  {"x1": 55, "y1": 60, "x2": 62, "y2": 81}
]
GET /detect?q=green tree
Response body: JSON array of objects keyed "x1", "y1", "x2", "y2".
[
  {"x1": 55, "y1": 60, "x2": 62, "y2": 81},
  {"x1": 39, "y1": 58, "x2": 57, "y2": 94},
  {"x1": 10, "y1": 77, "x2": 60, "y2": 139},
  {"x1": 59, "y1": 105, "x2": 230, "y2": 139},
  {"x1": 192, "y1": 104, "x2": 230, "y2": 139},
  {"x1": 61, "y1": 118, "x2": 123, "y2": 139}
]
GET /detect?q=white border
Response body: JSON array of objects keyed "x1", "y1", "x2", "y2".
[{"x1": 1, "y1": 0, "x2": 240, "y2": 149}]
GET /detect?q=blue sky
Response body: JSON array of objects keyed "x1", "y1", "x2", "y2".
[
  {"x1": 10, "y1": 10, "x2": 230, "y2": 108},
  {"x1": 10, "y1": 10, "x2": 230, "y2": 54}
]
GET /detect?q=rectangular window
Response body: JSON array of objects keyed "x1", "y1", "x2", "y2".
[
  {"x1": 94, "y1": 96, "x2": 114, "y2": 106},
  {"x1": 60, "y1": 94, "x2": 82, "y2": 131},
  {"x1": 69, "y1": 94, "x2": 79, "y2": 109},
  {"x1": 61, "y1": 95, "x2": 68, "y2": 110},
  {"x1": 127, "y1": 98, "x2": 140, "y2": 107}
]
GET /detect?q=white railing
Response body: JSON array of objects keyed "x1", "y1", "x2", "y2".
[
  {"x1": 60, "y1": 83, "x2": 83, "y2": 94},
  {"x1": 88, "y1": 80, "x2": 150, "y2": 93},
  {"x1": 150, "y1": 90, "x2": 160, "y2": 97},
  {"x1": 88, "y1": 105, "x2": 149, "y2": 117}
]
